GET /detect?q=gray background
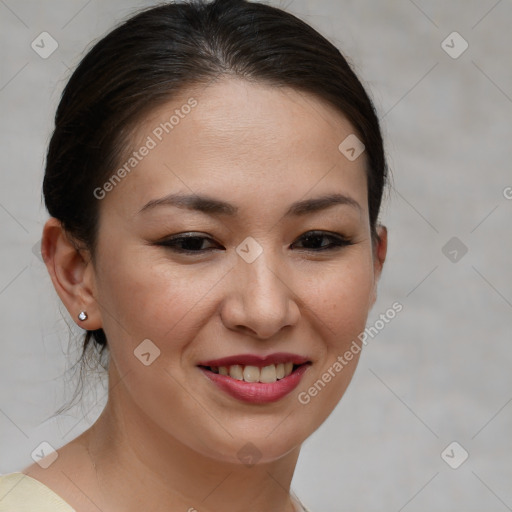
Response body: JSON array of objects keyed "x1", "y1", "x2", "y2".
[{"x1": 1, "y1": 1, "x2": 511, "y2": 511}]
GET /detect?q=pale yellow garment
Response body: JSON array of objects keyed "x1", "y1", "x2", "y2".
[
  {"x1": 0, "y1": 472, "x2": 76, "y2": 511},
  {"x1": 0, "y1": 472, "x2": 310, "y2": 511}
]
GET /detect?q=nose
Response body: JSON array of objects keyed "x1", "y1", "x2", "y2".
[{"x1": 220, "y1": 251, "x2": 300, "y2": 339}]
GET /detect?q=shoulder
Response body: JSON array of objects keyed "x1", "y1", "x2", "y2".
[
  {"x1": 0, "y1": 472, "x2": 76, "y2": 511},
  {"x1": 2, "y1": 433, "x2": 101, "y2": 511}
]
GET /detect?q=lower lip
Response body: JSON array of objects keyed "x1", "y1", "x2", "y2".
[{"x1": 199, "y1": 365, "x2": 310, "y2": 404}]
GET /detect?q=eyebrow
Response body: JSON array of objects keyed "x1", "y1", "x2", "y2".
[{"x1": 138, "y1": 192, "x2": 361, "y2": 216}]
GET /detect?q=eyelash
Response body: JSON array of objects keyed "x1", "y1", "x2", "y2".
[{"x1": 156, "y1": 231, "x2": 353, "y2": 254}]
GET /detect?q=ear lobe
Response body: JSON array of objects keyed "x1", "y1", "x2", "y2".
[{"x1": 41, "y1": 218, "x2": 102, "y2": 330}]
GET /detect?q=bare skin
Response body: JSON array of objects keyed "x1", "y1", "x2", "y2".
[{"x1": 25, "y1": 77, "x2": 387, "y2": 511}]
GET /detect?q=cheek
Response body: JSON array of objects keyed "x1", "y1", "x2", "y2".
[
  {"x1": 303, "y1": 255, "x2": 375, "y2": 344},
  {"x1": 96, "y1": 252, "x2": 204, "y2": 336},
  {"x1": 294, "y1": 254, "x2": 374, "y2": 415},
  {"x1": 93, "y1": 249, "x2": 234, "y2": 377}
]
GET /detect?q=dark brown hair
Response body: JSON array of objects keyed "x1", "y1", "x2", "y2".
[{"x1": 43, "y1": 0, "x2": 387, "y2": 382}]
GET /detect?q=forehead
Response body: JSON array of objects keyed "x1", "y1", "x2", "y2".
[{"x1": 102, "y1": 78, "x2": 368, "y2": 218}]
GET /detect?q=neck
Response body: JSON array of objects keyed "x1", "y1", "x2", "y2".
[{"x1": 82, "y1": 363, "x2": 302, "y2": 512}]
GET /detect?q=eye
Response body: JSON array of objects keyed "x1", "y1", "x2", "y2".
[
  {"x1": 291, "y1": 230, "x2": 353, "y2": 251},
  {"x1": 156, "y1": 233, "x2": 223, "y2": 253}
]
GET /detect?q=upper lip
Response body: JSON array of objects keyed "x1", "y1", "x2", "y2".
[{"x1": 197, "y1": 352, "x2": 310, "y2": 368}]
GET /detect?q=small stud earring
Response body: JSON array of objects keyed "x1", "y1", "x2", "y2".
[{"x1": 78, "y1": 311, "x2": 88, "y2": 321}]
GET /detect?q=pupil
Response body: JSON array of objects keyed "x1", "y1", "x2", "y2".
[
  {"x1": 184, "y1": 237, "x2": 203, "y2": 250},
  {"x1": 306, "y1": 235, "x2": 322, "y2": 247}
]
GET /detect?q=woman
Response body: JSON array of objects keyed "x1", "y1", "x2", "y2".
[{"x1": 0, "y1": 0, "x2": 387, "y2": 510}]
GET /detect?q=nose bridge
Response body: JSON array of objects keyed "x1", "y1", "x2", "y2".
[
  {"x1": 223, "y1": 242, "x2": 299, "y2": 338},
  {"x1": 244, "y1": 251, "x2": 287, "y2": 302}
]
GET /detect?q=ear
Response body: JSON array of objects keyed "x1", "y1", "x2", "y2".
[
  {"x1": 370, "y1": 224, "x2": 388, "y2": 307},
  {"x1": 41, "y1": 218, "x2": 102, "y2": 330}
]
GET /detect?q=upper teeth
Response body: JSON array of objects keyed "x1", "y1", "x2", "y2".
[{"x1": 211, "y1": 363, "x2": 295, "y2": 383}]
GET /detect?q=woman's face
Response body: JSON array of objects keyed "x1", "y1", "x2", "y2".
[{"x1": 89, "y1": 78, "x2": 386, "y2": 463}]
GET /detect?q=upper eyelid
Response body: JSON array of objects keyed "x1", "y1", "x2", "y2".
[
  {"x1": 160, "y1": 230, "x2": 347, "y2": 240},
  {"x1": 291, "y1": 232, "x2": 352, "y2": 247},
  {"x1": 158, "y1": 231, "x2": 350, "y2": 248},
  {"x1": 155, "y1": 231, "x2": 215, "y2": 242},
  {"x1": 155, "y1": 233, "x2": 221, "y2": 252}
]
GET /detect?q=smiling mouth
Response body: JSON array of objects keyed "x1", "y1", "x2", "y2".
[{"x1": 198, "y1": 362, "x2": 311, "y2": 384}]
